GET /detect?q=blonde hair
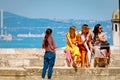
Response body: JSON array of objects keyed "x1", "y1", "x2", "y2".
[{"x1": 69, "y1": 26, "x2": 76, "y2": 38}]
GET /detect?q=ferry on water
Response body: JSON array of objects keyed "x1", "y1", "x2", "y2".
[{"x1": 17, "y1": 32, "x2": 45, "y2": 37}]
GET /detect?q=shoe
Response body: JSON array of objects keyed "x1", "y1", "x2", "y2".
[
  {"x1": 72, "y1": 62, "x2": 77, "y2": 68},
  {"x1": 72, "y1": 62, "x2": 77, "y2": 72},
  {"x1": 95, "y1": 63, "x2": 99, "y2": 68},
  {"x1": 86, "y1": 65, "x2": 90, "y2": 68},
  {"x1": 105, "y1": 63, "x2": 108, "y2": 68}
]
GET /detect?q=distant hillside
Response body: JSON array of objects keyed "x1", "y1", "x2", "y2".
[
  {"x1": 3, "y1": 12, "x2": 71, "y2": 28},
  {"x1": 1, "y1": 11, "x2": 112, "y2": 36},
  {"x1": 3, "y1": 11, "x2": 112, "y2": 28}
]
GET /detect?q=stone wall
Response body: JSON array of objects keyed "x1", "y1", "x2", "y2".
[
  {"x1": 0, "y1": 47, "x2": 120, "y2": 68},
  {"x1": 0, "y1": 48, "x2": 67, "y2": 68},
  {"x1": 0, "y1": 46, "x2": 120, "y2": 80}
]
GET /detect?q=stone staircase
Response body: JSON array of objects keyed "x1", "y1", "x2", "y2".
[{"x1": 0, "y1": 46, "x2": 120, "y2": 80}]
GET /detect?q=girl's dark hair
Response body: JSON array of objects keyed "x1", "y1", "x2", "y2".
[
  {"x1": 93, "y1": 24, "x2": 101, "y2": 40},
  {"x1": 44, "y1": 28, "x2": 52, "y2": 47},
  {"x1": 45, "y1": 28, "x2": 52, "y2": 34}
]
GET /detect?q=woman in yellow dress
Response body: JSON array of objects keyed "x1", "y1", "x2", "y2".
[{"x1": 65, "y1": 26, "x2": 81, "y2": 69}]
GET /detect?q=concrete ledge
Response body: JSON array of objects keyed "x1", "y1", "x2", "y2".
[
  {"x1": 0, "y1": 48, "x2": 120, "y2": 68},
  {"x1": 0, "y1": 68, "x2": 25, "y2": 76},
  {"x1": 0, "y1": 67, "x2": 120, "y2": 80}
]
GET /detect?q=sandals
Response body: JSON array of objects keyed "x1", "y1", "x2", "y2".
[
  {"x1": 72, "y1": 62, "x2": 77, "y2": 72},
  {"x1": 95, "y1": 63, "x2": 99, "y2": 68},
  {"x1": 105, "y1": 63, "x2": 108, "y2": 68}
]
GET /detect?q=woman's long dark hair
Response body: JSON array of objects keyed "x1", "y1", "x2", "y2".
[
  {"x1": 44, "y1": 28, "x2": 52, "y2": 47},
  {"x1": 93, "y1": 24, "x2": 101, "y2": 41}
]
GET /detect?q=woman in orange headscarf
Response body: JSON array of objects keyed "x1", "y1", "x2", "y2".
[{"x1": 65, "y1": 26, "x2": 81, "y2": 69}]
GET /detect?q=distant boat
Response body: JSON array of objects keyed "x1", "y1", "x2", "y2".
[
  {"x1": 3, "y1": 34, "x2": 12, "y2": 40},
  {"x1": 0, "y1": 9, "x2": 12, "y2": 41},
  {"x1": 17, "y1": 32, "x2": 45, "y2": 37},
  {"x1": 0, "y1": 34, "x2": 12, "y2": 40}
]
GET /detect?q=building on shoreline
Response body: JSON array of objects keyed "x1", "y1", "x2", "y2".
[{"x1": 111, "y1": 9, "x2": 120, "y2": 47}]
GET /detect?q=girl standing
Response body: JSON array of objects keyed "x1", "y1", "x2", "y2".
[{"x1": 42, "y1": 28, "x2": 57, "y2": 80}]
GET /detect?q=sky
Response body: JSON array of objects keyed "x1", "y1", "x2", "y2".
[{"x1": 0, "y1": 0, "x2": 119, "y2": 20}]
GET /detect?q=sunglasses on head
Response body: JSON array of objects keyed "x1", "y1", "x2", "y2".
[{"x1": 99, "y1": 27, "x2": 102, "y2": 29}]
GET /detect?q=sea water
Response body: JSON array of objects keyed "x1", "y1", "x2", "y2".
[{"x1": 0, "y1": 26, "x2": 112, "y2": 48}]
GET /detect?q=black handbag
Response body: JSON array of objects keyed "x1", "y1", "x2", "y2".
[{"x1": 100, "y1": 41, "x2": 110, "y2": 50}]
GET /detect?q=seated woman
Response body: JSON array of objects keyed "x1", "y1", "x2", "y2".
[
  {"x1": 92, "y1": 24, "x2": 110, "y2": 67},
  {"x1": 77, "y1": 24, "x2": 93, "y2": 68},
  {"x1": 65, "y1": 26, "x2": 81, "y2": 69}
]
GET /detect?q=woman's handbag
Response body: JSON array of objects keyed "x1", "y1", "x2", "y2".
[{"x1": 100, "y1": 41, "x2": 110, "y2": 50}]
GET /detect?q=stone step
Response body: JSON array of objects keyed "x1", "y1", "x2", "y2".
[
  {"x1": 0, "y1": 58, "x2": 67, "y2": 68},
  {"x1": 0, "y1": 48, "x2": 67, "y2": 68},
  {"x1": 0, "y1": 54, "x2": 66, "y2": 67},
  {"x1": 0, "y1": 67, "x2": 120, "y2": 80},
  {"x1": 0, "y1": 48, "x2": 120, "y2": 68}
]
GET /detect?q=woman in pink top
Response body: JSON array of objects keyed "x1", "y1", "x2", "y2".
[{"x1": 42, "y1": 28, "x2": 57, "y2": 80}]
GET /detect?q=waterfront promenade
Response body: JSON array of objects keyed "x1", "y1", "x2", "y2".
[{"x1": 0, "y1": 46, "x2": 120, "y2": 80}]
